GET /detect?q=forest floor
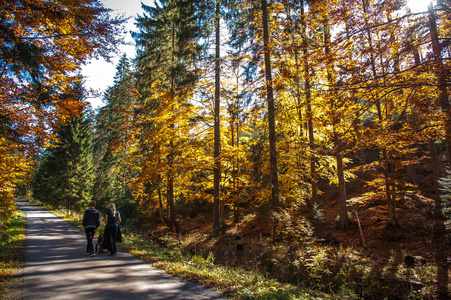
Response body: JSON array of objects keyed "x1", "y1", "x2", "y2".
[{"x1": 164, "y1": 172, "x2": 451, "y2": 299}]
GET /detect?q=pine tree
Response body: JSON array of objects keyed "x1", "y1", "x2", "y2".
[
  {"x1": 226, "y1": 0, "x2": 280, "y2": 209},
  {"x1": 93, "y1": 55, "x2": 136, "y2": 214},
  {"x1": 33, "y1": 84, "x2": 94, "y2": 211},
  {"x1": 134, "y1": 0, "x2": 203, "y2": 230}
]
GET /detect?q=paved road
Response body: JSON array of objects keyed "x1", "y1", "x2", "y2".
[{"x1": 17, "y1": 200, "x2": 227, "y2": 300}]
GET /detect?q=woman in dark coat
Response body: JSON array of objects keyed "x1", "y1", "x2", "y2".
[{"x1": 104, "y1": 203, "x2": 121, "y2": 256}]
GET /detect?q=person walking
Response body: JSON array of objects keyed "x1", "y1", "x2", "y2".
[
  {"x1": 83, "y1": 200, "x2": 100, "y2": 256},
  {"x1": 104, "y1": 203, "x2": 121, "y2": 256}
]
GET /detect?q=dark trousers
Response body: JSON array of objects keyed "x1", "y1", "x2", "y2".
[
  {"x1": 85, "y1": 227, "x2": 96, "y2": 253},
  {"x1": 104, "y1": 226, "x2": 117, "y2": 254}
]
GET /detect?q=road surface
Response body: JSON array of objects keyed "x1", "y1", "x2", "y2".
[{"x1": 17, "y1": 200, "x2": 227, "y2": 300}]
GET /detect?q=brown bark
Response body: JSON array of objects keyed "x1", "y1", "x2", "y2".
[
  {"x1": 427, "y1": 7, "x2": 449, "y2": 298},
  {"x1": 301, "y1": 0, "x2": 317, "y2": 209},
  {"x1": 428, "y1": 6, "x2": 451, "y2": 165},
  {"x1": 156, "y1": 175, "x2": 169, "y2": 227},
  {"x1": 167, "y1": 23, "x2": 176, "y2": 231},
  {"x1": 261, "y1": 0, "x2": 279, "y2": 208},
  {"x1": 323, "y1": 10, "x2": 348, "y2": 230},
  {"x1": 235, "y1": 67, "x2": 240, "y2": 223},
  {"x1": 213, "y1": 0, "x2": 221, "y2": 233},
  {"x1": 429, "y1": 141, "x2": 442, "y2": 214}
]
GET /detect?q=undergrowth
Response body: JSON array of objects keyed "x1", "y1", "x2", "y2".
[
  {"x1": 0, "y1": 209, "x2": 25, "y2": 300},
  {"x1": 119, "y1": 233, "x2": 329, "y2": 299}
]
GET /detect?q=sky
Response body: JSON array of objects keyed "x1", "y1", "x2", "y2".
[
  {"x1": 82, "y1": 0, "x2": 144, "y2": 109},
  {"x1": 82, "y1": 0, "x2": 434, "y2": 109}
]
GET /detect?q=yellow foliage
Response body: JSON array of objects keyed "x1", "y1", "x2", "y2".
[{"x1": 0, "y1": 0, "x2": 124, "y2": 219}]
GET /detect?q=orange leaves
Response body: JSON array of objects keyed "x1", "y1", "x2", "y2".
[
  {"x1": 0, "y1": 0, "x2": 125, "y2": 220},
  {"x1": 0, "y1": 137, "x2": 33, "y2": 219}
]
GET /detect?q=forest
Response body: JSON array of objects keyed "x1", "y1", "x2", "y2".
[{"x1": 1, "y1": 0, "x2": 451, "y2": 298}]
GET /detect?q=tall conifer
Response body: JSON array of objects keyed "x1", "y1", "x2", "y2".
[
  {"x1": 134, "y1": 0, "x2": 203, "y2": 230},
  {"x1": 93, "y1": 55, "x2": 136, "y2": 213},
  {"x1": 33, "y1": 84, "x2": 94, "y2": 211}
]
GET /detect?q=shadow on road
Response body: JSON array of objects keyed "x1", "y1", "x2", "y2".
[{"x1": 17, "y1": 200, "x2": 227, "y2": 300}]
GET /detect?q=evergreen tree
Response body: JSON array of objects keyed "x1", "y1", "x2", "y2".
[
  {"x1": 33, "y1": 84, "x2": 94, "y2": 211},
  {"x1": 93, "y1": 55, "x2": 136, "y2": 214},
  {"x1": 133, "y1": 0, "x2": 203, "y2": 230}
]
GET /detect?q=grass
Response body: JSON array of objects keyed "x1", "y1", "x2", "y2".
[
  {"x1": 118, "y1": 234, "x2": 330, "y2": 299},
  {"x1": 0, "y1": 209, "x2": 26, "y2": 300}
]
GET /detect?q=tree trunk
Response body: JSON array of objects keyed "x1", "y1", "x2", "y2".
[
  {"x1": 428, "y1": 5, "x2": 451, "y2": 166},
  {"x1": 167, "y1": 172, "x2": 175, "y2": 228},
  {"x1": 157, "y1": 178, "x2": 169, "y2": 227},
  {"x1": 261, "y1": 0, "x2": 279, "y2": 208},
  {"x1": 427, "y1": 8, "x2": 449, "y2": 297},
  {"x1": 231, "y1": 105, "x2": 238, "y2": 223},
  {"x1": 323, "y1": 9, "x2": 348, "y2": 230},
  {"x1": 384, "y1": 152, "x2": 398, "y2": 228},
  {"x1": 362, "y1": 0, "x2": 398, "y2": 228},
  {"x1": 167, "y1": 22, "x2": 176, "y2": 231},
  {"x1": 336, "y1": 142, "x2": 348, "y2": 230},
  {"x1": 213, "y1": 0, "x2": 221, "y2": 233},
  {"x1": 232, "y1": 66, "x2": 240, "y2": 223},
  {"x1": 301, "y1": 0, "x2": 317, "y2": 210},
  {"x1": 429, "y1": 141, "x2": 442, "y2": 214},
  {"x1": 405, "y1": 12, "x2": 420, "y2": 186}
]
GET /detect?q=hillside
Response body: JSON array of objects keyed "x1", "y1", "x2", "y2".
[{"x1": 148, "y1": 156, "x2": 451, "y2": 299}]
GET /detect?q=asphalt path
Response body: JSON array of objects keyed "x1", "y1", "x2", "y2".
[{"x1": 17, "y1": 200, "x2": 227, "y2": 300}]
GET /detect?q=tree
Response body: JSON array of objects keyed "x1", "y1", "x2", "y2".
[
  {"x1": 0, "y1": 0, "x2": 125, "y2": 219},
  {"x1": 317, "y1": 0, "x2": 350, "y2": 230},
  {"x1": 33, "y1": 84, "x2": 95, "y2": 211},
  {"x1": 93, "y1": 55, "x2": 136, "y2": 214},
  {"x1": 212, "y1": 0, "x2": 222, "y2": 233},
  {"x1": 227, "y1": 0, "x2": 280, "y2": 209},
  {"x1": 427, "y1": 3, "x2": 451, "y2": 166},
  {"x1": 349, "y1": 0, "x2": 402, "y2": 228},
  {"x1": 261, "y1": 0, "x2": 280, "y2": 208},
  {"x1": 134, "y1": 0, "x2": 203, "y2": 230},
  {"x1": 300, "y1": 0, "x2": 318, "y2": 210}
]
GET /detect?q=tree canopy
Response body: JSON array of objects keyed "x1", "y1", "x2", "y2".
[
  {"x1": 0, "y1": 0, "x2": 125, "y2": 219},
  {"x1": 33, "y1": 84, "x2": 94, "y2": 211}
]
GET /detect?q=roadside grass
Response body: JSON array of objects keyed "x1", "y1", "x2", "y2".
[
  {"x1": 119, "y1": 234, "x2": 330, "y2": 299},
  {"x1": 0, "y1": 209, "x2": 25, "y2": 300}
]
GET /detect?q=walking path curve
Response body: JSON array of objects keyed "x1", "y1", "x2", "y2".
[{"x1": 17, "y1": 200, "x2": 227, "y2": 300}]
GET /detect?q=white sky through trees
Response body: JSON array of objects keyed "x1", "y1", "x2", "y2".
[
  {"x1": 82, "y1": 0, "x2": 435, "y2": 109},
  {"x1": 83, "y1": 0, "x2": 142, "y2": 109}
]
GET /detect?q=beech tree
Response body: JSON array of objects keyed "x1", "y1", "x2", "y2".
[{"x1": 0, "y1": 0, "x2": 125, "y2": 219}]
